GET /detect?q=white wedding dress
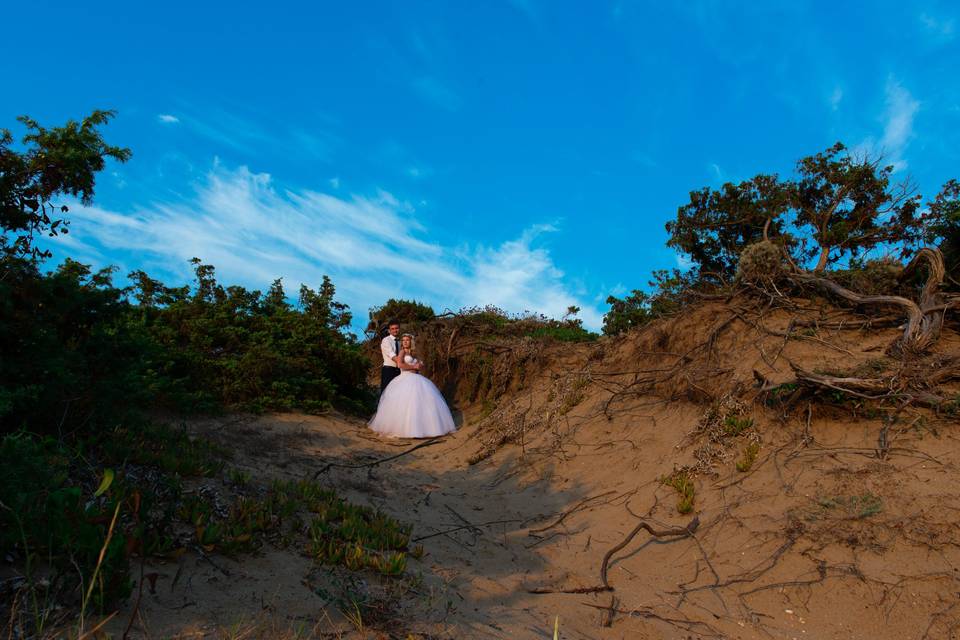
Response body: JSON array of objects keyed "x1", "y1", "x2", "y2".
[{"x1": 369, "y1": 355, "x2": 457, "y2": 438}]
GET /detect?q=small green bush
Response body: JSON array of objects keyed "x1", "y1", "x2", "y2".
[
  {"x1": 736, "y1": 441, "x2": 760, "y2": 472},
  {"x1": 836, "y1": 257, "x2": 905, "y2": 295},
  {"x1": 663, "y1": 469, "x2": 696, "y2": 514},
  {"x1": 0, "y1": 433, "x2": 131, "y2": 609},
  {"x1": 721, "y1": 415, "x2": 754, "y2": 437}
]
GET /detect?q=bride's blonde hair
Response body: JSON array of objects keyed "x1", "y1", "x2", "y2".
[{"x1": 401, "y1": 333, "x2": 416, "y2": 353}]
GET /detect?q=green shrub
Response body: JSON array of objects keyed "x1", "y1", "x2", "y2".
[
  {"x1": 0, "y1": 257, "x2": 154, "y2": 435},
  {"x1": 0, "y1": 253, "x2": 374, "y2": 438},
  {"x1": 0, "y1": 433, "x2": 131, "y2": 609},
  {"x1": 525, "y1": 323, "x2": 597, "y2": 342},
  {"x1": 133, "y1": 263, "x2": 373, "y2": 417},
  {"x1": 602, "y1": 269, "x2": 702, "y2": 335},
  {"x1": 662, "y1": 469, "x2": 696, "y2": 514},
  {"x1": 366, "y1": 298, "x2": 436, "y2": 337},
  {"x1": 736, "y1": 441, "x2": 760, "y2": 472},
  {"x1": 602, "y1": 290, "x2": 652, "y2": 335},
  {"x1": 835, "y1": 256, "x2": 905, "y2": 295},
  {"x1": 721, "y1": 415, "x2": 754, "y2": 437}
]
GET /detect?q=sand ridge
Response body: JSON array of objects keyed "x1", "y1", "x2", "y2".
[{"x1": 111, "y1": 301, "x2": 960, "y2": 639}]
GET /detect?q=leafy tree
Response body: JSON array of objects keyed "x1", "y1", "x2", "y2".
[
  {"x1": 793, "y1": 142, "x2": 921, "y2": 271},
  {"x1": 665, "y1": 143, "x2": 922, "y2": 279},
  {"x1": 601, "y1": 268, "x2": 700, "y2": 335},
  {"x1": 0, "y1": 110, "x2": 130, "y2": 260},
  {"x1": 366, "y1": 298, "x2": 436, "y2": 337},
  {"x1": 666, "y1": 174, "x2": 790, "y2": 281},
  {"x1": 602, "y1": 290, "x2": 651, "y2": 335},
  {"x1": 300, "y1": 275, "x2": 353, "y2": 330},
  {"x1": 128, "y1": 269, "x2": 189, "y2": 307},
  {"x1": 925, "y1": 179, "x2": 960, "y2": 288},
  {"x1": 0, "y1": 256, "x2": 151, "y2": 432}
]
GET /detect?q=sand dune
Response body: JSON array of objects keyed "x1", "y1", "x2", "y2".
[{"x1": 113, "y1": 300, "x2": 960, "y2": 638}]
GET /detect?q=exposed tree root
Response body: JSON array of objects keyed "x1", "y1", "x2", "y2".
[
  {"x1": 790, "y1": 247, "x2": 957, "y2": 355},
  {"x1": 312, "y1": 437, "x2": 443, "y2": 477},
  {"x1": 599, "y1": 516, "x2": 701, "y2": 591},
  {"x1": 579, "y1": 601, "x2": 723, "y2": 637}
]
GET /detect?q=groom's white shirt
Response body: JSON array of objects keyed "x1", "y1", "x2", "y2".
[{"x1": 380, "y1": 335, "x2": 399, "y2": 368}]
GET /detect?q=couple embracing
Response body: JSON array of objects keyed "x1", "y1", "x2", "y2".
[{"x1": 369, "y1": 320, "x2": 457, "y2": 438}]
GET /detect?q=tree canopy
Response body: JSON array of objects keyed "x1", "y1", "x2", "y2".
[
  {"x1": 0, "y1": 110, "x2": 131, "y2": 260},
  {"x1": 665, "y1": 142, "x2": 924, "y2": 281},
  {"x1": 925, "y1": 179, "x2": 960, "y2": 289}
]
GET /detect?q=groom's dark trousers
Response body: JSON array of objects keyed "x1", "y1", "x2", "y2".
[{"x1": 380, "y1": 365, "x2": 401, "y2": 394}]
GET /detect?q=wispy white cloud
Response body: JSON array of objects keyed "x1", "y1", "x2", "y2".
[
  {"x1": 53, "y1": 163, "x2": 604, "y2": 329},
  {"x1": 406, "y1": 165, "x2": 433, "y2": 179},
  {"x1": 411, "y1": 76, "x2": 461, "y2": 112},
  {"x1": 709, "y1": 162, "x2": 725, "y2": 183},
  {"x1": 881, "y1": 78, "x2": 919, "y2": 159},
  {"x1": 858, "y1": 76, "x2": 920, "y2": 171},
  {"x1": 290, "y1": 128, "x2": 340, "y2": 163},
  {"x1": 162, "y1": 105, "x2": 341, "y2": 168},
  {"x1": 829, "y1": 86, "x2": 844, "y2": 111},
  {"x1": 329, "y1": 177, "x2": 341, "y2": 189},
  {"x1": 177, "y1": 110, "x2": 270, "y2": 153},
  {"x1": 919, "y1": 12, "x2": 955, "y2": 39}
]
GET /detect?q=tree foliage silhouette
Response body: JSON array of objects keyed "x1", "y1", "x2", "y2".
[{"x1": 665, "y1": 142, "x2": 923, "y2": 280}]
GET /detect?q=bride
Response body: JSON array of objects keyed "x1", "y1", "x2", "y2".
[{"x1": 369, "y1": 333, "x2": 457, "y2": 438}]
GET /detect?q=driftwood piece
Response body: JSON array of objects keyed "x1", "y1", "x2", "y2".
[{"x1": 790, "y1": 247, "x2": 955, "y2": 354}]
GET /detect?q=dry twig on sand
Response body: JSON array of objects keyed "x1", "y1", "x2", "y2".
[
  {"x1": 598, "y1": 516, "x2": 701, "y2": 591},
  {"x1": 526, "y1": 514, "x2": 700, "y2": 596},
  {"x1": 312, "y1": 437, "x2": 443, "y2": 477}
]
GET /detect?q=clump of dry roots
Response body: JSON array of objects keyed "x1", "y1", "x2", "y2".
[
  {"x1": 604, "y1": 247, "x2": 960, "y2": 422},
  {"x1": 744, "y1": 248, "x2": 960, "y2": 412},
  {"x1": 680, "y1": 393, "x2": 763, "y2": 476},
  {"x1": 467, "y1": 372, "x2": 592, "y2": 464}
]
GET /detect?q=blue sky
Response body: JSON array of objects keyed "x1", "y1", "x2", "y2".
[{"x1": 3, "y1": 1, "x2": 959, "y2": 330}]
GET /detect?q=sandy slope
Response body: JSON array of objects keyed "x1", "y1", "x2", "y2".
[{"x1": 112, "y1": 304, "x2": 960, "y2": 639}]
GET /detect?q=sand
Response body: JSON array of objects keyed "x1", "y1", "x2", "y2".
[{"x1": 108, "y1": 303, "x2": 960, "y2": 639}]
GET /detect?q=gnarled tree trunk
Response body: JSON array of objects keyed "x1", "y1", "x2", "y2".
[{"x1": 790, "y1": 247, "x2": 953, "y2": 355}]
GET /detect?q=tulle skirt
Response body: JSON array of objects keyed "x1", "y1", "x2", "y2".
[{"x1": 369, "y1": 372, "x2": 456, "y2": 438}]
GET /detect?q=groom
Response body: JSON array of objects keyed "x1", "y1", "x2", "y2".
[{"x1": 379, "y1": 320, "x2": 401, "y2": 394}]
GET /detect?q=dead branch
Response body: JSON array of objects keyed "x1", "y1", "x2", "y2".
[
  {"x1": 789, "y1": 361, "x2": 951, "y2": 408},
  {"x1": 578, "y1": 602, "x2": 722, "y2": 636},
  {"x1": 674, "y1": 536, "x2": 797, "y2": 597},
  {"x1": 738, "y1": 560, "x2": 828, "y2": 597},
  {"x1": 312, "y1": 437, "x2": 443, "y2": 477},
  {"x1": 790, "y1": 363, "x2": 891, "y2": 398},
  {"x1": 600, "y1": 516, "x2": 701, "y2": 590},
  {"x1": 528, "y1": 490, "x2": 618, "y2": 536},
  {"x1": 790, "y1": 247, "x2": 955, "y2": 354},
  {"x1": 411, "y1": 519, "x2": 522, "y2": 543},
  {"x1": 526, "y1": 585, "x2": 611, "y2": 595}
]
